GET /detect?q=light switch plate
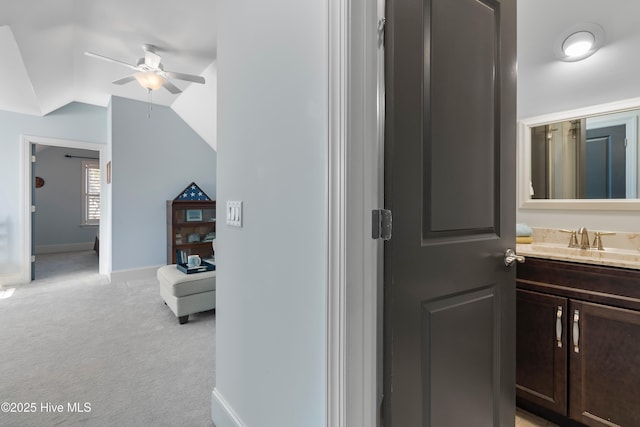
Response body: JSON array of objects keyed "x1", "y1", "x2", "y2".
[{"x1": 226, "y1": 201, "x2": 243, "y2": 227}]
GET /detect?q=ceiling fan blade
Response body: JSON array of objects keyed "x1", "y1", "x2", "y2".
[
  {"x1": 163, "y1": 80, "x2": 182, "y2": 94},
  {"x1": 164, "y1": 71, "x2": 205, "y2": 84},
  {"x1": 112, "y1": 75, "x2": 137, "y2": 85},
  {"x1": 85, "y1": 51, "x2": 139, "y2": 71},
  {"x1": 144, "y1": 50, "x2": 162, "y2": 69}
]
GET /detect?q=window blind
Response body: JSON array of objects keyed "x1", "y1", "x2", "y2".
[{"x1": 83, "y1": 161, "x2": 101, "y2": 224}]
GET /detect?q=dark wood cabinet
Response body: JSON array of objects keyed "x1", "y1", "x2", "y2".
[
  {"x1": 166, "y1": 199, "x2": 216, "y2": 264},
  {"x1": 516, "y1": 289, "x2": 568, "y2": 415},
  {"x1": 569, "y1": 300, "x2": 640, "y2": 427},
  {"x1": 517, "y1": 258, "x2": 640, "y2": 427}
]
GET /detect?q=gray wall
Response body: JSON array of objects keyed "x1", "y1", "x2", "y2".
[
  {"x1": 110, "y1": 96, "x2": 216, "y2": 272},
  {"x1": 34, "y1": 146, "x2": 100, "y2": 250},
  {"x1": 0, "y1": 98, "x2": 217, "y2": 284},
  {"x1": 212, "y1": 0, "x2": 327, "y2": 426},
  {"x1": 0, "y1": 102, "x2": 107, "y2": 282}
]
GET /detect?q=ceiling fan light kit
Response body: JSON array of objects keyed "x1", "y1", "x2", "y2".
[
  {"x1": 84, "y1": 44, "x2": 205, "y2": 94},
  {"x1": 134, "y1": 72, "x2": 165, "y2": 91}
]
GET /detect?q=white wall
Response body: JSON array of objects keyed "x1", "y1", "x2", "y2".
[
  {"x1": 0, "y1": 102, "x2": 107, "y2": 285},
  {"x1": 517, "y1": 208, "x2": 640, "y2": 233},
  {"x1": 212, "y1": 0, "x2": 328, "y2": 426},
  {"x1": 172, "y1": 62, "x2": 218, "y2": 152},
  {"x1": 109, "y1": 96, "x2": 216, "y2": 272}
]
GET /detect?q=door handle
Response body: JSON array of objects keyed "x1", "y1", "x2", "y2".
[
  {"x1": 556, "y1": 306, "x2": 563, "y2": 348},
  {"x1": 504, "y1": 248, "x2": 525, "y2": 267},
  {"x1": 573, "y1": 309, "x2": 580, "y2": 353}
]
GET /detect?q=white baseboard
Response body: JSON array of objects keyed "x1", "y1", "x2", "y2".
[
  {"x1": 35, "y1": 242, "x2": 94, "y2": 254},
  {"x1": 212, "y1": 388, "x2": 245, "y2": 427},
  {"x1": 109, "y1": 265, "x2": 162, "y2": 283},
  {"x1": 0, "y1": 272, "x2": 24, "y2": 287}
]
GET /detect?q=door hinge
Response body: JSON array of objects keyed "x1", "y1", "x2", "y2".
[
  {"x1": 31, "y1": 205, "x2": 36, "y2": 213},
  {"x1": 372, "y1": 209, "x2": 392, "y2": 240},
  {"x1": 378, "y1": 17, "x2": 386, "y2": 33},
  {"x1": 31, "y1": 255, "x2": 36, "y2": 262},
  {"x1": 32, "y1": 155, "x2": 36, "y2": 163},
  {"x1": 378, "y1": 17, "x2": 386, "y2": 43}
]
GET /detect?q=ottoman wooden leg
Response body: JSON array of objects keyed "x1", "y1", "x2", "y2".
[{"x1": 178, "y1": 315, "x2": 189, "y2": 324}]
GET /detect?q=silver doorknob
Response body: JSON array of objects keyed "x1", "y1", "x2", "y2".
[{"x1": 504, "y1": 248, "x2": 525, "y2": 267}]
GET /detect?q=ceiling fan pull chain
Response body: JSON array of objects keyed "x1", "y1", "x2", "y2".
[{"x1": 147, "y1": 88, "x2": 152, "y2": 118}]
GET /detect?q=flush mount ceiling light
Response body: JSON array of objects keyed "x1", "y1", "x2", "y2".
[
  {"x1": 563, "y1": 31, "x2": 595, "y2": 57},
  {"x1": 554, "y1": 23, "x2": 605, "y2": 62}
]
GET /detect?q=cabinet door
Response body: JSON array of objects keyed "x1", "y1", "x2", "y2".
[
  {"x1": 570, "y1": 301, "x2": 640, "y2": 426},
  {"x1": 516, "y1": 289, "x2": 568, "y2": 415}
]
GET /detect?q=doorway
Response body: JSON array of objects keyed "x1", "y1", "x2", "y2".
[
  {"x1": 21, "y1": 135, "x2": 108, "y2": 283},
  {"x1": 32, "y1": 144, "x2": 100, "y2": 280}
]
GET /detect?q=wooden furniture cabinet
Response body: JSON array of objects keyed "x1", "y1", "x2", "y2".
[
  {"x1": 517, "y1": 257, "x2": 640, "y2": 427},
  {"x1": 516, "y1": 288, "x2": 568, "y2": 415},
  {"x1": 166, "y1": 199, "x2": 216, "y2": 264}
]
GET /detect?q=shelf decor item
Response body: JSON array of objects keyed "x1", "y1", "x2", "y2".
[
  {"x1": 166, "y1": 182, "x2": 216, "y2": 264},
  {"x1": 176, "y1": 261, "x2": 215, "y2": 274},
  {"x1": 176, "y1": 182, "x2": 212, "y2": 201},
  {"x1": 185, "y1": 209, "x2": 203, "y2": 222}
]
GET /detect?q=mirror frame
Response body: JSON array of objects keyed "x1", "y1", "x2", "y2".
[{"x1": 518, "y1": 96, "x2": 640, "y2": 211}]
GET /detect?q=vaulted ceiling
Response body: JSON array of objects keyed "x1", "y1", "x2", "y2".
[
  {"x1": 2, "y1": 0, "x2": 640, "y2": 135},
  {"x1": 0, "y1": 0, "x2": 217, "y2": 132}
]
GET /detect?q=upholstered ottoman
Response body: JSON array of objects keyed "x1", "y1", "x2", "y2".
[{"x1": 157, "y1": 265, "x2": 216, "y2": 324}]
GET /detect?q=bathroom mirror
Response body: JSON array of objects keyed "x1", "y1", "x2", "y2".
[{"x1": 519, "y1": 97, "x2": 640, "y2": 210}]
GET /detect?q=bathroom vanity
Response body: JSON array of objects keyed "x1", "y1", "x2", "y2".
[
  {"x1": 516, "y1": 252, "x2": 640, "y2": 426},
  {"x1": 514, "y1": 32, "x2": 640, "y2": 426}
]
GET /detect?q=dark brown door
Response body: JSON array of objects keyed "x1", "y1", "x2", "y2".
[
  {"x1": 383, "y1": 0, "x2": 517, "y2": 424},
  {"x1": 516, "y1": 289, "x2": 568, "y2": 415},
  {"x1": 570, "y1": 300, "x2": 640, "y2": 426}
]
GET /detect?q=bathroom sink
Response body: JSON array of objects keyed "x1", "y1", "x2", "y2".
[{"x1": 516, "y1": 242, "x2": 640, "y2": 270}]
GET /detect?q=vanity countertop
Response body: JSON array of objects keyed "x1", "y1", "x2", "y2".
[{"x1": 516, "y1": 228, "x2": 640, "y2": 270}]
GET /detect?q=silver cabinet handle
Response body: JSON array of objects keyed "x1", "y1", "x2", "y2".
[
  {"x1": 556, "y1": 306, "x2": 563, "y2": 348},
  {"x1": 504, "y1": 248, "x2": 525, "y2": 267},
  {"x1": 573, "y1": 309, "x2": 580, "y2": 353}
]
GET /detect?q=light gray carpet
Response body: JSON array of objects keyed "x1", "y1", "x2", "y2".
[{"x1": 0, "y1": 251, "x2": 216, "y2": 427}]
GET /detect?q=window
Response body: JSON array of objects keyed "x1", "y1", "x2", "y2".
[{"x1": 82, "y1": 161, "x2": 100, "y2": 225}]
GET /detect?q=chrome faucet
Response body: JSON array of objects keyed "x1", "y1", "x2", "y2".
[{"x1": 578, "y1": 227, "x2": 590, "y2": 249}]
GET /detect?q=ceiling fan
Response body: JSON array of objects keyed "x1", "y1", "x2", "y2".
[{"x1": 85, "y1": 44, "x2": 205, "y2": 94}]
